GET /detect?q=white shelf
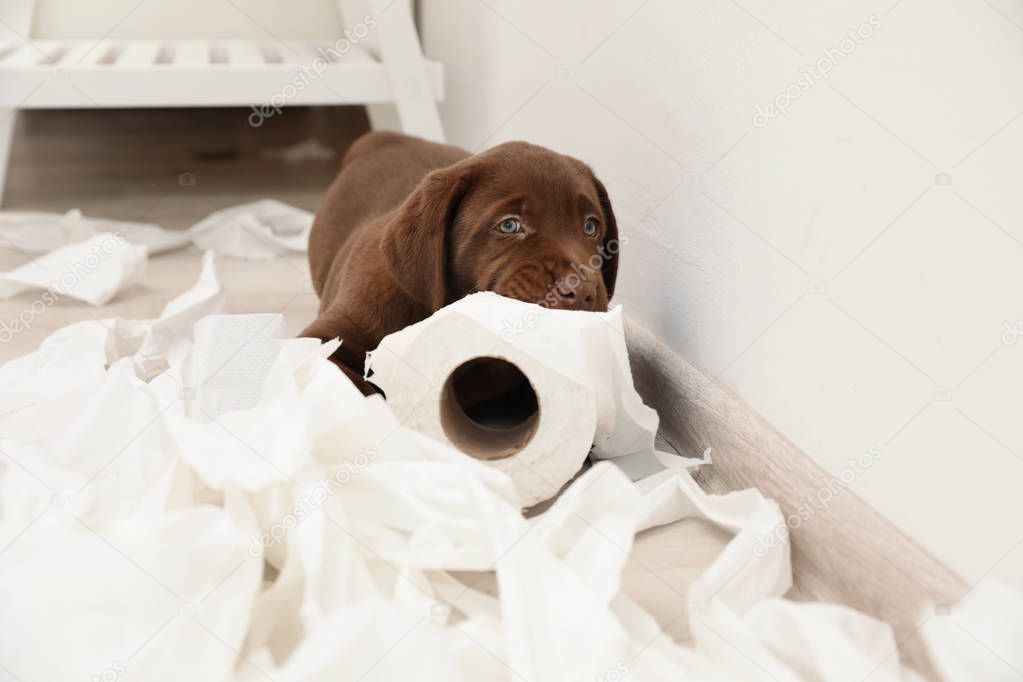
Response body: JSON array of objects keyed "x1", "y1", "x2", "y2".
[
  {"x1": 0, "y1": 39, "x2": 444, "y2": 108},
  {"x1": 0, "y1": 0, "x2": 445, "y2": 205}
]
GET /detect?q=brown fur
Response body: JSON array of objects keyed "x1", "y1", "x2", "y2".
[{"x1": 302, "y1": 131, "x2": 620, "y2": 392}]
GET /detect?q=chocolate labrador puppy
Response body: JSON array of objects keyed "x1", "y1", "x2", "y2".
[{"x1": 302, "y1": 131, "x2": 619, "y2": 392}]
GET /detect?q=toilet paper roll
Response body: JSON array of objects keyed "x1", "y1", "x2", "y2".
[
  {"x1": 367, "y1": 311, "x2": 598, "y2": 507},
  {"x1": 371, "y1": 291, "x2": 661, "y2": 448}
]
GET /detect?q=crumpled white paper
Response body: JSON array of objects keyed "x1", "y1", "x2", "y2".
[
  {"x1": 0, "y1": 201, "x2": 310, "y2": 306},
  {"x1": 0, "y1": 231, "x2": 147, "y2": 305},
  {"x1": 0, "y1": 208, "x2": 180, "y2": 254},
  {"x1": 188, "y1": 200, "x2": 312, "y2": 259},
  {"x1": 0, "y1": 258, "x2": 986, "y2": 682},
  {"x1": 0, "y1": 199, "x2": 312, "y2": 260}
]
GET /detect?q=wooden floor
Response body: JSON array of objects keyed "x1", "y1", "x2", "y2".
[
  {"x1": 2, "y1": 106, "x2": 371, "y2": 227},
  {"x1": 0, "y1": 107, "x2": 729, "y2": 650}
]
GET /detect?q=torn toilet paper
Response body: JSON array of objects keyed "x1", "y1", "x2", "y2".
[
  {"x1": 0, "y1": 231, "x2": 147, "y2": 305},
  {"x1": 0, "y1": 208, "x2": 177, "y2": 254},
  {"x1": 367, "y1": 292, "x2": 703, "y2": 506},
  {"x1": 0, "y1": 201, "x2": 311, "y2": 306},
  {"x1": 0, "y1": 257, "x2": 1002, "y2": 681},
  {"x1": 0, "y1": 199, "x2": 312, "y2": 259},
  {"x1": 188, "y1": 200, "x2": 312, "y2": 259}
]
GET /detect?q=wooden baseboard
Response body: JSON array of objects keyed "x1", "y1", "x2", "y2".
[{"x1": 624, "y1": 317, "x2": 966, "y2": 678}]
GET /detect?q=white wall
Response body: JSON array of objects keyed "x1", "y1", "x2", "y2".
[{"x1": 423, "y1": 0, "x2": 1023, "y2": 586}]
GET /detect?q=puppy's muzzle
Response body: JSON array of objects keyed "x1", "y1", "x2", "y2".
[{"x1": 549, "y1": 278, "x2": 597, "y2": 311}]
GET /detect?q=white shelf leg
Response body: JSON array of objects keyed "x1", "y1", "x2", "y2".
[
  {"x1": 368, "y1": 0, "x2": 444, "y2": 142},
  {"x1": 0, "y1": 0, "x2": 34, "y2": 206},
  {"x1": 0, "y1": 109, "x2": 15, "y2": 207},
  {"x1": 365, "y1": 102, "x2": 403, "y2": 135}
]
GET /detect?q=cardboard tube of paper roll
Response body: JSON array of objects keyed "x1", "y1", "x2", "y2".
[{"x1": 367, "y1": 313, "x2": 599, "y2": 507}]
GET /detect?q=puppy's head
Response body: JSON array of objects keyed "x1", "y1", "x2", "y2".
[{"x1": 380, "y1": 141, "x2": 619, "y2": 312}]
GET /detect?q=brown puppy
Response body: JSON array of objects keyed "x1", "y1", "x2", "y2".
[{"x1": 302, "y1": 131, "x2": 620, "y2": 391}]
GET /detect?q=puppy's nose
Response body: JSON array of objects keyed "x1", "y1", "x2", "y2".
[{"x1": 551, "y1": 280, "x2": 597, "y2": 310}]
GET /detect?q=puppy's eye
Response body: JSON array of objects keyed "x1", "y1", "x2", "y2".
[
  {"x1": 583, "y1": 217, "x2": 599, "y2": 237},
  {"x1": 496, "y1": 218, "x2": 523, "y2": 234}
]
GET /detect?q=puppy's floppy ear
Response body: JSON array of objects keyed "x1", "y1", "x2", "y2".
[
  {"x1": 380, "y1": 161, "x2": 474, "y2": 310},
  {"x1": 593, "y1": 176, "x2": 619, "y2": 297}
]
